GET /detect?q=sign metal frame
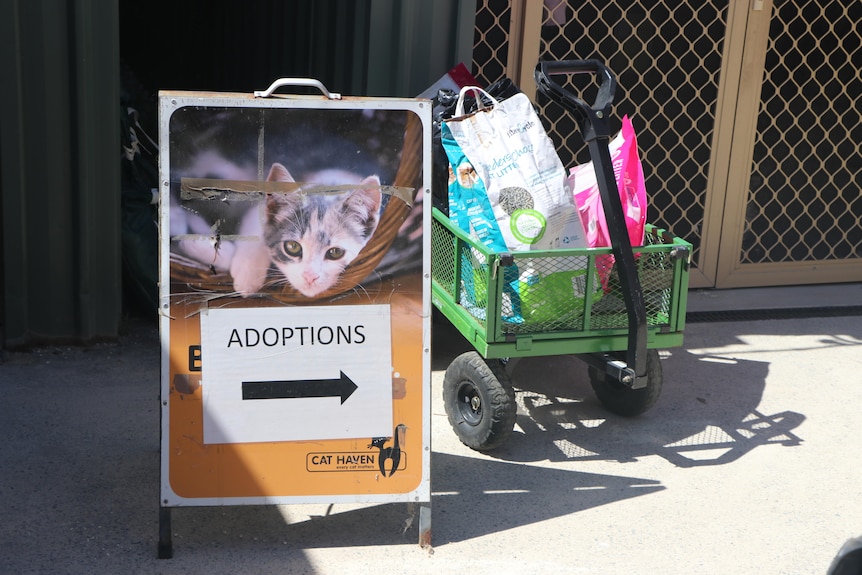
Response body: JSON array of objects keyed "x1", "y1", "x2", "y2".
[{"x1": 157, "y1": 86, "x2": 432, "y2": 555}]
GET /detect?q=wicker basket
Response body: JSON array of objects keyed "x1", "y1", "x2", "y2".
[{"x1": 170, "y1": 112, "x2": 423, "y2": 303}]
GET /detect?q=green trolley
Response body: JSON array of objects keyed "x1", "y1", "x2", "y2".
[{"x1": 432, "y1": 60, "x2": 692, "y2": 450}]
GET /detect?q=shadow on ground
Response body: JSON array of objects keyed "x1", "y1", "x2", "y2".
[
  {"x1": 431, "y1": 309, "x2": 811, "y2": 468},
  {"x1": 164, "y1": 450, "x2": 662, "y2": 549}
]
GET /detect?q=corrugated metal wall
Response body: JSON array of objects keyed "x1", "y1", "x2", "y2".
[
  {"x1": 121, "y1": 1, "x2": 374, "y2": 95},
  {"x1": 1, "y1": 0, "x2": 121, "y2": 348},
  {"x1": 120, "y1": 0, "x2": 476, "y2": 98},
  {"x1": 1, "y1": 0, "x2": 475, "y2": 348}
]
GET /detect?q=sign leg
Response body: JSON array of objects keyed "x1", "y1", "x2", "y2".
[
  {"x1": 418, "y1": 502, "x2": 432, "y2": 549},
  {"x1": 158, "y1": 506, "x2": 173, "y2": 559}
]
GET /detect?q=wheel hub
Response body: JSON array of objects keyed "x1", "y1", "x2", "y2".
[{"x1": 456, "y1": 382, "x2": 483, "y2": 426}]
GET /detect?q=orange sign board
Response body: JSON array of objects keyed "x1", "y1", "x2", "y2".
[{"x1": 159, "y1": 91, "x2": 430, "y2": 505}]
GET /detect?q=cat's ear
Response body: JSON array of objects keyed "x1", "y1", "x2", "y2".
[
  {"x1": 266, "y1": 163, "x2": 299, "y2": 213},
  {"x1": 353, "y1": 175, "x2": 382, "y2": 215},
  {"x1": 267, "y1": 162, "x2": 295, "y2": 183}
]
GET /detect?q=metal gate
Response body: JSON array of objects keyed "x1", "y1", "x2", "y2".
[{"x1": 472, "y1": 0, "x2": 861, "y2": 288}]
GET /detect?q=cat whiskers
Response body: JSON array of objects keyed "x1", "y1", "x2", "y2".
[
  {"x1": 261, "y1": 273, "x2": 298, "y2": 293},
  {"x1": 348, "y1": 282, "x2": 371, "y2": 300}
]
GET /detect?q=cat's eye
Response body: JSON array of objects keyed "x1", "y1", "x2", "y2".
[
  {"x1": 283, "y1": 241, "x2": 302, "y2": 257},
  {"x1": 326, "y1": 247, "x2": 346, "y2": 260}
]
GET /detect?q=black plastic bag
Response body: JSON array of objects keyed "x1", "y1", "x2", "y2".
[{"x1": 120, "y1": 65, "x2": 160, "y2": 316}]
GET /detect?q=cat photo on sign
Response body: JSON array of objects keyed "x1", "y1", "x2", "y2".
[
  {"x1": 229, "y1": 161, "x2": 382, "y2": 298},
  {"x1": 167, "y1": 107, "x2": 422, "y2": 301}
]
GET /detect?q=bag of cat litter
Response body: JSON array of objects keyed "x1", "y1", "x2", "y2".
[
  {"x1": 569, "y1": 114, "x2": 647, "y2": 290},
  {"x1": 441, "y1": 86, "x2": 596, "y2": 325},
  {"x1": 443, "y1": 86, "x2": 588, "y2": 252},
  {"x1": 441, "y1": 119, "x2": 523, "y2": 323},
  {"x1": 516, "y1": 257, "x2": 599, "y2": 326},
  {"x1": 430, "y1": 77, "x2": 521, "y2": 215}
]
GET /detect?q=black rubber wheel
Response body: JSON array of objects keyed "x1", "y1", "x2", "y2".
[
  {"x1": 588, "y1": 349, "x2": 663, "y2": 416},
  {"x1": 443, "y1": 351, "x2": 516, "y2": 451}
]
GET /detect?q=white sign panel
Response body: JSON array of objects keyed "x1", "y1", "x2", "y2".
[{"x1": 200, "y1": 305, "x2": 393, "y2": 444}]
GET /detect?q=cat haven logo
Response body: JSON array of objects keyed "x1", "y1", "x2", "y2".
[{"x1": 306, "y1": 424, "x2": 407, "y2": 477}]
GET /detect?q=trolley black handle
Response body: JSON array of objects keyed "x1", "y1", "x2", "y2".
[
  {"x1": 535, "y1": 59, "x2": 616, "y2": 140},
  {"x1": 536, "y1": 59, "x2": 649, "y2": 386}
]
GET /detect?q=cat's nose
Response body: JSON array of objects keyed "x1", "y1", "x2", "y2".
[{"x1": 303, "y1": 270, "x2": 319, "y2": 284}]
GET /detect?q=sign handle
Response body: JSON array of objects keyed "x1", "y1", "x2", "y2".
[{"x1": 253, "y1": 77, "x2": 342, "y2": 100}]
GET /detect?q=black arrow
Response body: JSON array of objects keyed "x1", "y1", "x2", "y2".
[{"x1": 241, "y1": 371, "x2": 358, "y2": 404}]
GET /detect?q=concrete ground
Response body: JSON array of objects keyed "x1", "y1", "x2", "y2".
[{"x1": 1, "y1": 284, "x2": 861, "y2": 574}]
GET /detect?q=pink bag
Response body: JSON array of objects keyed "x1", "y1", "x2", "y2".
[{"x1": 568, "y1": 115, "x2": 647, "y2": 287}]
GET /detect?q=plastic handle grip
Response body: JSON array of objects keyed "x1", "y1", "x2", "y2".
[
  {"x1": 534, "y1": 59, "x2": 616, "y2": 116},
  {"x1": 254, "y1": 78, "x2": 341, "y2": 100}
]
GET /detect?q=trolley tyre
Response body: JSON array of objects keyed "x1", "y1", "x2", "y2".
[
  {"x1": 588, "y1": 349, "x2": 662, "y2": 416},
  {"x1": 443, "y1": 351, "x2": 517, "y2": 451}
]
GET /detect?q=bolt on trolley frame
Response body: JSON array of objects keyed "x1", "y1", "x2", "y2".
[{"x1": 431, "y1": 59, "x2": 692, "y2": 451}]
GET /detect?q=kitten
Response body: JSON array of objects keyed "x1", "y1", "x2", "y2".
[{"x1": 229, "y1": 162, "x2": 382, "y2": 297}]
